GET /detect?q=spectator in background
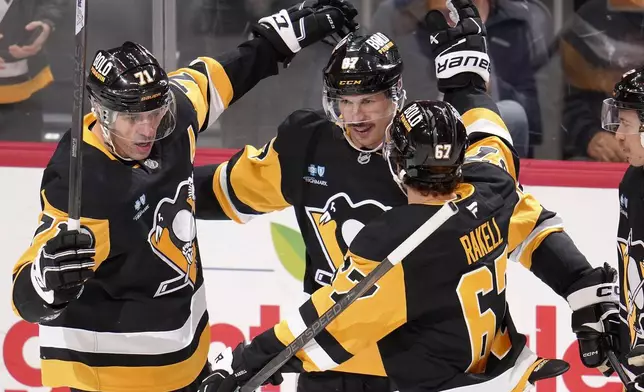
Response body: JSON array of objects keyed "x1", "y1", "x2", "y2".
[
  {"x1": 560, "y1": 0, "x2": 644, "y2": 161},
  {"x1": 371, "y1": 0, "x2": 543, "y2": 157},
  {"x1": 0, "y1": 0, "x2": 65, "y2": 142}
]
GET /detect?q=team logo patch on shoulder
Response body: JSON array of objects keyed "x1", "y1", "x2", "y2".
[{"x1": 148, "y1": 176, "x2": 198, "y2": 297}]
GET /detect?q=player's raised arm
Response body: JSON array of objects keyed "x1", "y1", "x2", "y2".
[
  {"x1": 168, "y1": 0, "x2": 358, "y2": 134},
  {"x1": 425, "y1": 0, "x2": 622, "y2": 378},
  {"x1": 195, "y1": 109, "x2": 327, "y2": 223},
  {"x1": 425, "y1": 0, "x2": 519, "y2": 181}
]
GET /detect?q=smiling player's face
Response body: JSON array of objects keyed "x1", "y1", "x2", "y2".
[{"x1": 339, "y1": 92, "x2": 396, "y2": 150}]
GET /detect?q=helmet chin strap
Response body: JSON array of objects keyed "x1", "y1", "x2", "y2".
[
  {"x1": 384, "y1": 144, "x2": 408, "y2": 196},
  {"x1": 392, "y1": 169, "x2": 407, "y2": 196}
]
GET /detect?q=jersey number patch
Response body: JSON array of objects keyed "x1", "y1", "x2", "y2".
[{"x1": 456, "y1": 248, "x2": 510, "y2": 373}]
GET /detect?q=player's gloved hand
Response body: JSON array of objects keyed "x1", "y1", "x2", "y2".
[
  {"x1": 424, "y1": 0, "x2": 490, "y2": 92},
  {"x1": 30, "y1": 225, "x2": 95, "y2": 306},
  {"x1": 251, "y1": 0, "x2": 359, "y2": 65},
  {"x1": 567, "y1": 263, "x2": 621, "y2": 376},
  {"x1": 196, "y1": 343, "x2": 284, "y2": 392}
]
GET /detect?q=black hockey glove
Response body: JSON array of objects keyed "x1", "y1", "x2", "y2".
[
  {"x1": 31, "y1": 225, "x2": 95, "y2": 307},
  {"x1": 197, "y1": 343, "x2": 284, "y2": 392},
  {"x1": 424, "y1": 0, "x2": 490, "y2": 92},
  {"x1": 251, "y1": 0, "x2": 359, "y2": 65},
  {"x1": 567, "y1": 263, "x2": 621, "y2": 376}
]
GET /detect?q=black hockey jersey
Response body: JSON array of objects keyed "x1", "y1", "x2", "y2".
[
  {"x1": 199, "y1": 109, "x2": 406, "y2": 375},
  {"x1": 244, "y1": 93, "x2": 572, "y2": 391},
  {"x1": 617, "y1": 165, "x2": 644, "y2": 370},
  {"x1": 196, "y1": 88, "x2": 582, "y2": 378},
  {"x1": 10, "y1": 37, "x2": 284, "y2": 392}
]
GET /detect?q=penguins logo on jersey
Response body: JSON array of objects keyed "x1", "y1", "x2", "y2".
[
  {"x1": 148, "y1": 176, "x2": 198, "y2": 297},
  {"x1": 619, "y1": 229, "x2": 644, "y2": 347},
  {"x1": 305, "y1": 193, "x2": 391, "y2": 286}
]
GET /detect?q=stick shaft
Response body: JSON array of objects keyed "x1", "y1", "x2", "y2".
[
  {"x1": 607, "y1": 349, "x2": 631, "y2": 387},
  {"x1": 68, "y1": 0, "x2": 88, "y2": 231},
  {"x1": 240, "y1": 202, "x2": 459, "y2": 392}
]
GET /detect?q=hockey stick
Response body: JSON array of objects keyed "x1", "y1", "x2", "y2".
[
  {"x1": 68, "y1": 0, "x2": 88, "y2": 231},
  {"x1": 606, "y1": 349, "x2": 632, "y2": 388},
  {"x1": 240, "y1": 201, "x2": 459, "y2": 392}
]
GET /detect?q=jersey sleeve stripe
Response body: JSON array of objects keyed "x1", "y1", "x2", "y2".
[
  {"x1": 280, "y1": 300, "x2": 342, "y2": 372},
  {"x1": 188, "y1": 125, "x2": 197, "y2": 163},
  {"x1": 169, "y1": 70, "x2": 209, "y2": 130},
  {"x1": 300, "y1": 299, "x2": 354, "y2": 365},
  {"x1": 272, "y1": 320, "x2": 316, "y2": 371},
  {"x1": 461, "y1": 108, "x2": 513, "y2": 146},
  {"x1": 507, "y1": 192, "x2": 543, "y2": 254},
  {"x1": 213, "y1": 140, "x2": 290, "y2": 219},
  {"x1": 509, "y1": 213, "x2": 564, "y2": 270},
  {"x1": 225, "y1": 150, "x2": 272, "y2": 215},
  {"x1": 212, "y1": 162, "x2": 256, "y2": 224},
  {"x1": 188, "y1": 57, "x2": 233, "y2": 128}
]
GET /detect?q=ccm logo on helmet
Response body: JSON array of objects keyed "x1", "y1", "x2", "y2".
[
  {"x1": 339, "y1": 80, "x2": 362, "y2": 86},
  {"x1": 436, "y1": 55, "x2": 490, "y2": 75},
  {"x1": 91, "y1": 52, "x2": 113, "y2": 82}
]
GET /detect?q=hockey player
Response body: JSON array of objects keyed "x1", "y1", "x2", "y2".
[
  {"x1": 600, "y1": 66, "x2": 644, "y2": 390},
  {"x1": 196, "y1": 30, "x2": 406, "y2": 392},
  {"x1": 9, "y1": 2, "x2": 358, "y2": 391},
  {"x1": 193, "y1": 3, "x2": 624, "y2": 391},
  {"x1": 194, "y1": 94, "x2": 603, "y2": 391},
  {"x1": 194, "y1": 1, "x2": 624, "y2": 391}
]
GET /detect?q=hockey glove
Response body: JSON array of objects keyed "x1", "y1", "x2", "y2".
[
  {"x1": 197, "y1": 343, "x2": 284, "y2": 392},
  {"x1": 424, "y1": 0, "x2": 490, "y2": 92},
  {"x1": 30, "y1": 225, "x2": 95, "y2": 306},
  {"x1": 567, "y1": 263, "x2": 621, "y2": 376},
  {"x1": 251, "y1": 0, "x2": 359, "y2": 65}
]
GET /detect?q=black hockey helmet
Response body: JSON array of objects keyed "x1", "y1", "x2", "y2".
[
  {"x1": 602, "y1": 66, "x2": 644, "y2": 133},
  {"x1": 322, "y1": 32, "x2": 405, "y2": 126},
  {"x1": 86, "y1": 41, "x2": 177, "y2": 158},
  {"x1": 323, "y1": 32, "x2": 404, "y2": 95},
  {"x1": 385, "y1": 100, "x2": 468, "y2": 190}
]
